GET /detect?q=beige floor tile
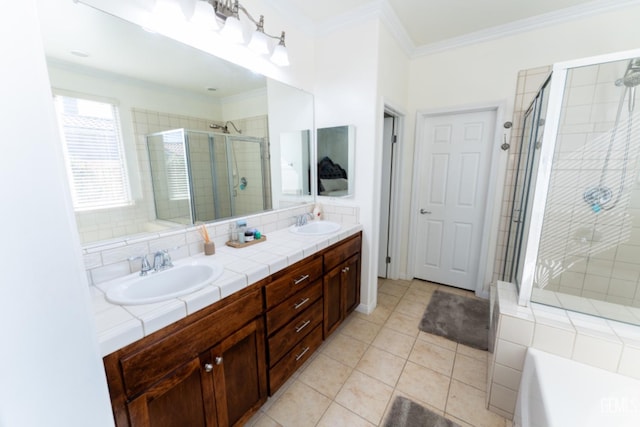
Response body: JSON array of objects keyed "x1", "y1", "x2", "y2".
[
  {"x1": 298, "y1": 353, "x2": 353, "y2": 398},
  {"x1": 447, "y1": 414, "x2": 475, "y2": 427},
  {"x1": 321, "y1": 332, "x2": 368, "y2": 367},
  {"x1": 379, "y1": 281, "x2": 408, "y2": 297},
  {"x1": 356, "y1": 346, "x2": 406, "y2": 386},
  {"x1": 355, "y1": 304, "x2": 392, "y2": 325},
  {"x1": 335, "y1": 370, "x2": 394, "y2": 425},
  {"x1": 247, "y1": 412, "x2": 282, "y2": 427},
  {"x1": 371, "y1": 327, "x2": 416, "y2": 359},
  {"x1": 410, "y1": 279, "x2": 440, "y2": 292},
  {"x1": 377, "y1": 292, "x2": 401, "y2": 309},
  {"x1": 409, "y1": 339, "x2": 456, "y2": 376},
  {"x1": 340, "y1": 316, "x2": 382, "y2": 343},
  {"x1": 453, "y1": 353, "x2": 487, "y2": 390},
  {"x1": 446, "y1": 380, "x2": 506, "y2": 427},
  {"x1": 417, "y1": 331, "x2": 458, "y2": 351},
  {"x1": 395, "y1": 298, "x2": 429, "y2": 318},
  {"x1": 385, "y1": 311, "x2": 420, "y2": 337},
  {"x1": 316, "y1": 403, "x2": 375, "y2": 427},
  {"x1": 457, "y1": 343, "x2": 489, "y2": 362},
  {"x1": 266, "y1": 380, "x2": 331, "y2": 427},
  {"x1": 396, "y1": 361, "x2": 451, "y2": 411},
  {"x1": 404, "y1": 286, "x2": 435, "y2": 305}
]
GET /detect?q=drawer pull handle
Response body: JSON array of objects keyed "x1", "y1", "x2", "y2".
[
  {"x1": 204, "y1": 363, "x2": 213, "y2": 373},
  {"x1": 293, "y1": 297, "x2": 310, "y2": 310},
  {"x1": 342, "y1": 267, "x2": 350, "y2": 273},
  {"x1": 293, "y1": 274, "x2": 310, "y2": 285},
  {"x1": 295, "y1": 346, "x2": 310, "y2": 361},
  {"x1": 215, "y1": 356, "x2": 223, "y2": 365},
  {"x1": 295, "y1": 320, "x2": 311, "y2": 333}
]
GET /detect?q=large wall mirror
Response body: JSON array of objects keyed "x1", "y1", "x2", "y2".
[{"x1": 37, "y1": 0, "x2": 314, "y2": 245}]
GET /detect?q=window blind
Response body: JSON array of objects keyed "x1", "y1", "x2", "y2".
[
  {"x1": 54, "y1": 95, "x2": 131, "y2": 211},
  {"x1": 162, "y1": 131, "x2": 189, "y2": 201}
]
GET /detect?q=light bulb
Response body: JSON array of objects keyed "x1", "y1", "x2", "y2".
[
  {"x1": 248, "y1": 30, "x2": 270, "y2": 55},
  {"x1": 271, "y1": 43, "x2": 289, "y2": 67},
  {"x1": 191, "y1": 0, "x2": 219, "y2": 31},
  {"x1": 220, "y1": 15, "x2": 244, "y2": 44}
]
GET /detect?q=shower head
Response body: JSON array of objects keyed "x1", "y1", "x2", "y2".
[
  {"x1": 615, "y1": 58, "x2": 640, "y2": 87},
  {"x1": 622, "y1": 70, "x2": 640, "y2": 87}
]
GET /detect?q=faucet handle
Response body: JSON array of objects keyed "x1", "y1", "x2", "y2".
[
  {"x1": 161, "y1": 249, "x2": 173, "y2": 268},
  {"x1": 129, "y1": 255, "x2": 152, "y2": 276}
]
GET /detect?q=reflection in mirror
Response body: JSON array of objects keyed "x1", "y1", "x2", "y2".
[
  {"x1": 37, "y1": 0, "x2": 312, "y2": 244},
  {"x1": 317, "y1": 126, "x2": 355, "y2": 197},
  {"x1": 280, "y1": 130, "x2": 311, "y2": 196},
  {"x1": 147, "y1": 130, "x2": 270, "y2": 225}
]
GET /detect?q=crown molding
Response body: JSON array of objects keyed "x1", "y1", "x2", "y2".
[
  {"x1": 412, "y1": 0, "x2": 640, "y2": 57},
  {"x1": 283, "y1": 0, "x2": 640, "y2": 59}
]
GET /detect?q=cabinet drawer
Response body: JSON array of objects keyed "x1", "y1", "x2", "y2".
[
  {"x1": 265, "y1": 257, "x2": 322, "y2": 308},
  {"x1": 268, "y1": 300, "x2": 323, "y2": 366},
  {"x1": 269, "y1": 324, "x2": 323, "y2": 395},
  {"x1": 119, "y1": 288, "x2": 262, "y2": 399},
  {"x1": 323, "y1": 233, "x2": 361, "y2": 271},
  {"x1": 266, "y1": 280, "x2": 322, "y2": 333}
]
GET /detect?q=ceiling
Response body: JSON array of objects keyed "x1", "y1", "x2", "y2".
[{"x1": 273, "y1": 0, "x2": 634, "y2": 50}]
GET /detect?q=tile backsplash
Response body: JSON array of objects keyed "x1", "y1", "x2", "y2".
[{"x1": 83, "y1": 203, "x2": 359, "y2": 286}]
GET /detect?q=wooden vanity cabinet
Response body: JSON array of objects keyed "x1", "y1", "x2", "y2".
[
  {"x1": 103, "y1": 284, "x2": 267, "y2": 427},
  {"x1": 264, "y1": 255, "x2": 324, "y2": 394},
  {"x1": 323, "y1": 233, "x2": 362, "y2": 337}
]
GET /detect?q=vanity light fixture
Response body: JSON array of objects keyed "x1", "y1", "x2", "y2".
[{"x1": 199, "y1": 0, "x2": 289, "y2": 65}]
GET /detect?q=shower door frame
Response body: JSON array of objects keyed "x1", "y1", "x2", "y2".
[{"x1": 516, "y1": 47, "x2": 640, "y2": 307}]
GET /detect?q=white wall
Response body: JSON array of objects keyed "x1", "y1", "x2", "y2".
[
  {"x1": 314, "y1": 19, "x2": 381, "y2": 313},
  {"x1": 399, "y1": 4, "x2": 640, "y2": 294},
  {"x1": 0, "y1": 1, "x2": 113, "y2": 426}
]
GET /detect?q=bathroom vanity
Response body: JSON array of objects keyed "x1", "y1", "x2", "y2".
[{"x1": 100, "y1": 229, "x2": 361, "y2": 427}]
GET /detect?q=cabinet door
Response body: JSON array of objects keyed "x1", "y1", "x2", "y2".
[
  {"x1": 343, "y1": 254, "x2": 361, "y2": 314},
  {"x1": 323, "y1": 265, "x2": 343, "y2": 337},
  {"x1": 127, "y1": 358, "x2": 215, "y2": 427},
  {"x1": 207, "y1": 319, "x2": 268, "y2": 427}
]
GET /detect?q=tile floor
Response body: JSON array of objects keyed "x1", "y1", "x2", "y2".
[{"x1": 247, "y1": 278, "x2": 513, "y2": 427}]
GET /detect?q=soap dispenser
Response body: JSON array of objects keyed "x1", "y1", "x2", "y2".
[{"x1": 312, "y1": 203, "x2": 322, "y2": 220}]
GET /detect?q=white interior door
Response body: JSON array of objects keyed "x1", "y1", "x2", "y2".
[
  {"x1": 413, "y1": 109, "x2": 496, "y2": 290},
  {"x1": 378, "y1": 116, "x2": 395, "y2": 278}
]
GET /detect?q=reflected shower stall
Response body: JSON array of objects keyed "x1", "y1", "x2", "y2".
[
  {"x1": 503, "y1": 50, "x2": 640, "y2": 325},
  {"x1": 147, "y1": 129, "x2": 270, "y2": 225}
]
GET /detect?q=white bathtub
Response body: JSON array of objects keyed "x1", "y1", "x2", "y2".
[{"x1": 514, "y1": 348, "x2": 640, "y2": 427}]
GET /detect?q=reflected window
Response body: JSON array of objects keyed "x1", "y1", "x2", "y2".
[{"x1": 54, "y1": 94, "x2": 131, "y2": 211}]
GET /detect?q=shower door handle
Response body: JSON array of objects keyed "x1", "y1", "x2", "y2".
[{"x1": 420, "y1": 209, "x2": 431, "y2": 215}]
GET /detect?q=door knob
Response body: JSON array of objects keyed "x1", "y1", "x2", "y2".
[
  {"x1": 204, "y1": 363, "x2": 213, "y2": 373},
  {"x1": 420, "y1": 209, "x2": 432, "y2": 214},
  {"x1": 215, "y1": 356, "x2": 223, "y2": 365}
]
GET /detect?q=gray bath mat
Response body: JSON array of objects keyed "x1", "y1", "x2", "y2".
[
  {"x1": 419, "y1": 290, "x2": 489, "y2": 350},
  {"x1": 383, "y1": 396, "x2": 461, "y2": 427}
]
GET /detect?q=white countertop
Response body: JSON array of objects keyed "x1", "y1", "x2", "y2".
[{"x1": 92, "y1": 223, "x2": 362, "y2": 357}]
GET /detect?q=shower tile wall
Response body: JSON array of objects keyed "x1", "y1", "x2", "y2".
[
  {"x1": 535, "y1": 60, "x2": 640, "y2": 308},
  {"x1": 493, "y1": 66, "x2": 552, "y2": 283},
  {"x1": 75, "y1": 108, "x2": 268, "y2": 242}
]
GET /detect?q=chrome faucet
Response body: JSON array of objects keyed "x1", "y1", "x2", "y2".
[
  {"x1": 295, "y1": 212, "x2": 313, "y2": 227},
  {"x1": 130, "y1": 255, "x2": 153, "y2": 276},
  {"x1": 153, "y1": 249, "x2": 173, "y2": 272}
]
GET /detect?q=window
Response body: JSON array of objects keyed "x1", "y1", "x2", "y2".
[
  {"x1": 54, "y1": 95, "x2": 132, "y2": 211},
  {"x1": 162, "y1": 131, "x2": 189, "y2": 201}
]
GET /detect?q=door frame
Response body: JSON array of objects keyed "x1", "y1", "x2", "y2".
[
  {"x1": 408, "y1": 102, "x2": 506, "y2": 297},
  {"x1": 380, "y1": 105, "x2": 405, "y2": 280}
]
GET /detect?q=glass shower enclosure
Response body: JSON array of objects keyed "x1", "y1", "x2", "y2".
[
  {"x1": 507, "y1": 48, "x2": 640, "y2": 325},
  {"x1": 147, "y1": 129, "x2": 270, "y2": 225}
]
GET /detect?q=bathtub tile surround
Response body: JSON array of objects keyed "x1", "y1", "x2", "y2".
[
  {"x1": 487, "y1": 281, "x2": 640, "y2": 419},
  {"x1": 91, "y1": 204, "x2": 360, "y2": 355}
]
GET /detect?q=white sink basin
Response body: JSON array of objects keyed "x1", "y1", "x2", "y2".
[
  {"x1": 289, "y1": 220, "x2": 341, "y2": 236},
  {"x1": 106, "y1": 263, "x2": 223, "y2": 305}
]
